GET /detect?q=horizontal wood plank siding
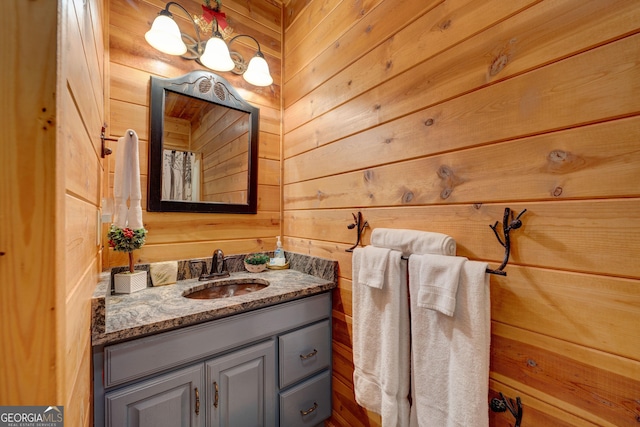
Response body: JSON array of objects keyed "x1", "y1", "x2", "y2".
[
  {"x1": 105, "y1": 0, "x2": 283, "y2": 269},
  {"x1": 283, "y1": 0, "x2": 640, "y2": 425}
]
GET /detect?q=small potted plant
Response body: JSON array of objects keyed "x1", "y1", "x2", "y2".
[
  {"x1": 108, "y1": 225, "x2": 148, "y2": 293},
  {"x1": 244, "y1": 253, "x2": 270, "y2": 273}
]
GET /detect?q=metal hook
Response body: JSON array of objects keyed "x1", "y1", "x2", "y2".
[
  {"x1": 486, "y1": 207, "x2": 527, "y2": 276},
  {"x1": 490, "y1": 393, "x2": 523, "y2": 427},
  {"x1": 346, "y1": 211, "x2": 369, "y2": 252},
  {"x1": 100, "y1": 124, "x2": 113, "y2": 158}
]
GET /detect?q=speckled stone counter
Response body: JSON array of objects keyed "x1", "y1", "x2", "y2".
[{"x1": 92, "y1": 252, "x2": 337, "y2": 346}]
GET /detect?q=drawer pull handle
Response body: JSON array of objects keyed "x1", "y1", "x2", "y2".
[
  {"x1": 300, "y1": 402, "x2": 318, "y2": 416},
  {"x1": 213, "y1": 381, "x2": 219, "y2": 408},
  {"x1": 195, "y1": 387, "x2": 200, "y2": 415},
  {"x1": 300, "y1": 349, "x2": 318, "y2": 360}
]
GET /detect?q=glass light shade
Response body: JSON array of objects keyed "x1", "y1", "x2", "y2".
[
  {"x1": 243, "y1": 55, "x2": 273, "y2": 86},
  {"x1": 200, "y1": 36, "x2": 235, "y2": 72},
  {"x1": 145, "y1": 14, "x2": 187, "y2": 55}
]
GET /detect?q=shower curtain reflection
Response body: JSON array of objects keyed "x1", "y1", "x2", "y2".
[{"x1": 162, "y1": 149, "x2": 201, "y2": 201}]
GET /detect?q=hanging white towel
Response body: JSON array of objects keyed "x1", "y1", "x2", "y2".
[
  {"x1": 414, "y1": 253, "x2": 466, "y2": 317},
  {"x1": 113, "y1": 129, "x2": 143, "y2": 229},
  {"x1": 408, "y1": 257, "x2": 490, "y2": 427},
  {"x1": 371, "y1": 228, "x2": 456, "y2": 256},
  {"x1": 352, "y1": 247, "x2": 411, "y2": 427},
  {"x1": 357, "y1": 246, "x2": 391, "y2": 289}
]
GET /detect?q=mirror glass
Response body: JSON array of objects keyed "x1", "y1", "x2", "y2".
[{"x1": 148, "y1": 71, "x2": 259, "y2": 213}]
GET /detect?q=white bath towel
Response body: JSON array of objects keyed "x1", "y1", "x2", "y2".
[
  {"x1": 408, "y1": 257, "x2": 490, "y2": 427},
  {"x1": 352, "y1": 247, "x2": 411, "y2": 427},
  {"x1": 371, "y1": 228, "x2": 456, "y2": 256},
  {"x1": 113, "y1": 129, "x2": 143, "y2": 229},
  {"x1": 414, "y1": 253, "x2": 467, "y2": 317},
  {"x1": 358, "y1": 246, "x2": 392, "y2": 289}
]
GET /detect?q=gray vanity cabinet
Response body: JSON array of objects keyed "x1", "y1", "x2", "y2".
[{"x1": 95, "y1": 292, "x2": 332, "y2": 427}]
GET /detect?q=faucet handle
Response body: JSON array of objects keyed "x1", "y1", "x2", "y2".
[{"x1": 189, "y1": 260, "x2": 208, "y2": 279}]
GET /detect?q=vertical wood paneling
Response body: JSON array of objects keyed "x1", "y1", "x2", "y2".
[{"x1": 283, "y1": 0, "x2": 640, "y2": 425}]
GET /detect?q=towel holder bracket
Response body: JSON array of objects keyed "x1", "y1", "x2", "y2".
[
  {"x1": 486, "y1": 207, "x2": 527, "y2": 276},
  {"x1": 346, "y1": 211, "x2": 369, "y2": 252},
  {"x1": 490, "y1": 393, "x2": 523, "y2": 427},
  {"x1": 100, "y1": 124, "x2": 135, "y2": 158}
]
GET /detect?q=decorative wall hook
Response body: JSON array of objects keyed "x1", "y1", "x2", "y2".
[
  {"x1": 490, "y1": 392, "x2": 523, "y2": 427},
  {"x1": 346, "y1": 211, "x2": 369, "y2": 252},
  {"x1": 101, "y1": 124, "x2": 135, "y2": 159},
  {"x1": 100, "y1": 124, "x2": 114, "y2": 158},
  {"x1": 486, "y1": 207, "x2": 527, "y2": 276}
]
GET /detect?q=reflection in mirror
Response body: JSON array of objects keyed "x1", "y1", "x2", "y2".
[
  {"x1": 148, "y1": 71, "x2": 259, "y2": 213},
  {"x1": 162, "y1": 149, "x2": 199, "y2": 201}
]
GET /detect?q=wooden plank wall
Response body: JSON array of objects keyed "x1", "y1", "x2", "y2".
[
  {"x1": 62, "y1": 0, "x2": 106, "y2": 424},
  {"x1": 1, "y1": 1, "x2": 104, "y2": 425},
  {"x1": 282, "y1": 0, "x2": 640, "y2": 426},
  {"x1": 0, "y1": 0, "x2": 60, "y2": 409},
  {"x1": 105, "y1": 0, "x2": 283, "y2": 268}
]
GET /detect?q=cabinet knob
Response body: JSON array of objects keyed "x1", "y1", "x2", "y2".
[
  {"x1": 195, "y1": 387, "x2": 200, "y2": 415},
  {"x1": 299, "y1": 349, "x2": 318, "y2": 360}
]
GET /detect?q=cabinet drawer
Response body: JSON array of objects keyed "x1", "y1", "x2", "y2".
[
  {"x1": 279, "y1": 370, "x2": 331, "y2": 427},
  {"x1": 278, "y1": 320, "x2": 331, "y2": 388}
]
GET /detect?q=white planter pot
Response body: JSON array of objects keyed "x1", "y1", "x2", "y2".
[{"x1": 114, "y1": 270, "x2": 147, "y2": 294}]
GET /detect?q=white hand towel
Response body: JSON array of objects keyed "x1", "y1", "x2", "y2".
[
  {"x1": 371, "y1": 228, "x2": 456, "y2": 256},
  {"x1": 408, "y1": 258, "x2": 490, "y2": 427},
  {"x1": 113, "y1": 129, "x2": 143, "y2": 229},
  {"x1": 353, "y1": 247, "x2": 411, "y2": 427},
  {"x1": 415, "y1": 253, "x2": 466, "y2": 316},
  {"x1": 358, "y1": 246, "x2": 391, "y2": 289}
]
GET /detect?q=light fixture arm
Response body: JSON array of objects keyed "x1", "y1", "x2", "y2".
[
  {"x1": 225, "y1": 34, "x2": 264, "y2": 75},
  {"x1": 162, "y1": 1, "x2": 204, "y2": 59},
  {"x1": 228, "y1": 34, "x2": 263, "y2": 52}
]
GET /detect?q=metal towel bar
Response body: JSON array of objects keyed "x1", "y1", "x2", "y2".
[{"x1": 346, "y1": 207, "x2": 527, "y2": 276}]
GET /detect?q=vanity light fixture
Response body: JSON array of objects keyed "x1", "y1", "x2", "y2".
[{"x1": 145, "y1": 1, "x2": 273, "y2": 86}]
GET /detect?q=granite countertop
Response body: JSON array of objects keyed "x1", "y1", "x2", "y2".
[{"x1": 91, "y1": 253, "x2": 337, "y2": 346}]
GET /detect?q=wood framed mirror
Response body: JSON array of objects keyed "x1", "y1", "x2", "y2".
[{"x1": 148, "y1": 71, "x2": 259, "y2": 214}]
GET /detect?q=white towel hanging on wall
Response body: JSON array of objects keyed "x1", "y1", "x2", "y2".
[
  {"x1": 113, "y1": 129, "x2": 143, "y2": 229},
  {"x1": 408, "y1": 257, "x2": 491, "y2": 427},
  {"x1": 352, "y1": 246, "x2": 411, "y2": 427}
]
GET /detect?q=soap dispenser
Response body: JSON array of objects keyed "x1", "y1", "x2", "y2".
[{"x1": 272, "y1": 236, "x2": 286, "y2": 266}]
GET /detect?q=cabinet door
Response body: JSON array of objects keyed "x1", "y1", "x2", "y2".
[
  {"x1": 105, "y1": 364, "x2": 204, "y2": 427},
  {"x1": 206, "y1": 340, "x2": 276, "y2": 427}
]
